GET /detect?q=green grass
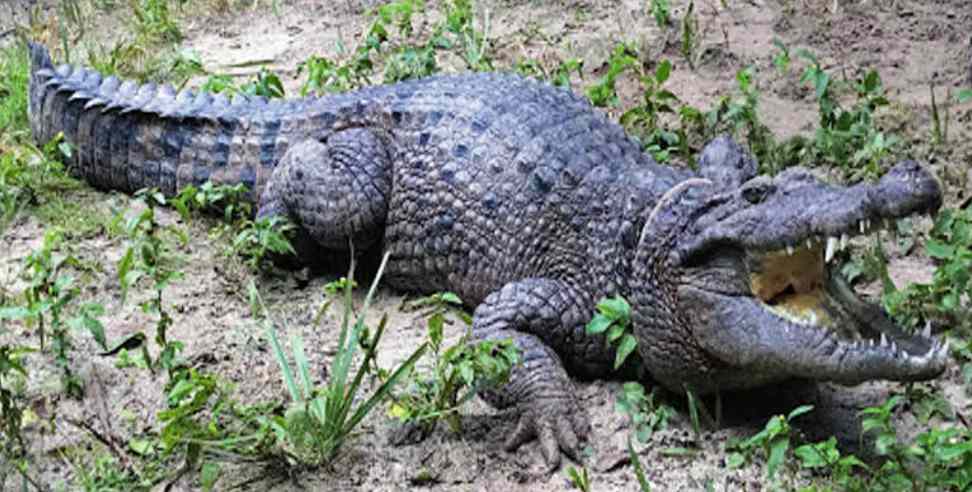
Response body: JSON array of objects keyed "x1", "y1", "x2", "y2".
[{"x1": 0, "y1": 44, "x2": 29, "y2": 140}]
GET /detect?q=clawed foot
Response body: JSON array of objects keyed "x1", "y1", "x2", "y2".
[{"x1": 504, "y1": 396, "x2": 591, "y2": 472}]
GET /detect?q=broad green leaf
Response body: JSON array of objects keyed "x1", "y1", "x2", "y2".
[
  {"x1": 614, "y1": 334, "x2": 638, "y2": 370},
  {"x1": 597, "y1": 296, "x2": 630, "y2": 321},
  {"x1": 927, "y1": 239, "x2": 955, "y2": 259},
  {"x1": 585, "y1": 315, "x2": 612, "y2": 335},
  {"x1": 726, "y1": 452, "x2": 746, "y2": 469},
  {"x1": 655, "y1": 60, "x2": 672, "y2": 84},
  {"x1": 200, "y1": 462, "x2": 221, "y2": 491},
  {"x1": 787, "y1": 404, "x2": 814, "y2": 421},
  {"x1": 766, "y1": 437, "x2": 789, "y2": 478}
]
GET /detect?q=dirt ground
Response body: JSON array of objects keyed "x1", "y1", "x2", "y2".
[{"x1": 2, "y1": 0, "x2": 972, "y2": 490}]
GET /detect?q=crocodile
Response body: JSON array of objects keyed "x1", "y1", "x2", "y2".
[{"x1": 27, "y1": 42, "x2": 948, "y2": 470}]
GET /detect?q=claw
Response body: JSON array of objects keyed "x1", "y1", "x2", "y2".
[
  {"x1": 538, "y1": 424, "x2": 561, "y2": 472},
  {"x1": 504, "y1": 418, "x2": 535, "y2": 453},
  {"x1": 505, "y1": 399, "x2": 590, "y2": 472}
]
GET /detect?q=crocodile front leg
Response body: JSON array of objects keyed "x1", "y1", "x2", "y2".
[{"x1": 471, "y1": 278, "x2": 592, "y2": 471}]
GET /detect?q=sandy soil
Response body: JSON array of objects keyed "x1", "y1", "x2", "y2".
[{"x1": 2, "y1": 0, "x2": 972, "y2": 491}]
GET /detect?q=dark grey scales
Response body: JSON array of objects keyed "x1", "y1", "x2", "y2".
[{"x1": 27, "y1": 42, "x2": 950, "y2": 470}]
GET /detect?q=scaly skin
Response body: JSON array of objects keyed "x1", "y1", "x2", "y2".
[{"x1": 28, "y1": 42, "x2": 949, "y2": 471}]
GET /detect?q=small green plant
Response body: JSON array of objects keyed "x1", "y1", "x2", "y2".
[
  {"x1": 586, "y1": 43, "x2": 639, "y2": 108},
  {"x1": 298, "y1": 54, "x2": 373, "y2": 95},
  {"x1": 771, "y1": 38, "x2": 791, "y2": 74},
  {"x1": 628, "y1": 437, "x2": 653, "y2": 492},
  {"x1": 239, "y1": 68, "x2": 285, "y2": 99},
  {"x1": 155, "y1": 368, "x2": 276, "y2": 489},
  {"x1": 230, "y1": 215, "x2": 296, "y2": 271},
  {"x1": 649, "y1": 0, "x2": 671, "y2": 28},
  {"x1": 199, "y1": 69, "x2": 285, "y2": 99},
  {"x1": 883, "y1": 208, "x2": 972, "y2": 332},
  {"x1": 679, "y1": 2, "x2": 701, "y2": 69},
  {"x1": 566, "y1": 465, "x2": 592, "y2": 491},
  {"x1": 615, "y1": 382, "x2": 674, "y2": 443},
  {"x1": 585, "y1": 296, "x2": 637, "y2": 370},
  {"x1": 0, "y1": 341, "x2": 33, "y2": 487},
  {"x1": 514, "y1": 57, "x2": 583, "y2": 89},
  {"x1": 264, "y1": 253, "x2": 427, "y2": 464},
  {"x1": 441, "y1": 0, "x2": 493, "y2": 72},
  {"x1": 170, "y1": 181, "x2": 252, "y2": 224},
  {"x1": 389, "y1": 292, "x2": 519, "y2": 434},
  {"x1": 799, "y1": 50, "x2": 897, "y2": 179},
  {"x1": 792, "y1": 436, "x2": 868, "y2": 489},
  {"x1": 706, "y1": 66, "x2": 783, "y2": 174},
  {"x1": 130, "y1": 0, "x2": 182, "y2": 44},
  {"x1": 0, "y1": 230, "x2": 104, "y2": 397},
  {"x1": 619, "y1": 59, "x2": 682, "y2": 161},
  {"x1": 726, "y1": 404, "x2": 814, "y2": 479},
  {"x1": 117, "y1": 189, "x2": 188, "y2": 375}
]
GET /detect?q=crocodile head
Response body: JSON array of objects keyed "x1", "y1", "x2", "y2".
[{"x1": 632, "y1": 141, "x2": 947, "y2": 394}]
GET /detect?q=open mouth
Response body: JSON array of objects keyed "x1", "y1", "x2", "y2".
[{"x1": 747, "y1": 219, "x2": 948, "y2": 363}]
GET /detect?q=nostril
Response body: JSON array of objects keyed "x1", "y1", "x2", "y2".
[{"x1": 741, "y1": 180, "x2": 775, "y2": 204}]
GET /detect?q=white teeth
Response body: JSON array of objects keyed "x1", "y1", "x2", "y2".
[
  {"x1": 883, "y1": 218, "x2": 891, "y2": 230},
  {"x1": 880, "y1": 333, "x2": 888, "y2": 347},
  {"x1": 922, "y1": 322, "x2": 932, "y2": 338},
  {"x1": 940, "y1": 340, "x2": 950, "y2": 357},
  {"x1": 869, "y1": 339, "x2": 875, "y2": 347},
  {"x1": 865, "y1": 219, "x2": 871, "y2": 231},
  {"x1": 807, "y1": 238, "x2": 813, "y2": 249},
  {"x1": 787, "y1": 245, "x2": 794, "y2": 256},
  {"x1": 890, "y1": 341, "x2": 898, "y2": 353},
  {"x1": 825, "y1": 237, "x2": 838, "y2": 263},
  {"x1": 840, "y1": 233, "x2": 848, "y2": 250},
  {"x1": 860, "y1": 220, "x2": 866, "y2": 234}
]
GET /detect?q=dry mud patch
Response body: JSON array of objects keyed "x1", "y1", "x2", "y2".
[{"x1": 2, "y1": 0, "x2": 972, "y2": 490}]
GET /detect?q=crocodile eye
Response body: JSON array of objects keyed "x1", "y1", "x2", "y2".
[{"x1": 741, "y1": 179, "x2": 775, "y2": 204}]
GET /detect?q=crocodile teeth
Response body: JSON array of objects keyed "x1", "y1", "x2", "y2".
[
  {"x1": 825, "y1": 237, "x2": 838, "y2": 263},
  {"x1": 939, "y1": 340, "x2": 950, "y2": 357},
  {"x1": 840, "y1": 233, "x2": 848, "y2": 251},
  {"x1": 890, "y1": 341, "x2": 898, "y2": 354},
  {"x1": 880, "y1": 333, "x2": 888, "y2": 347},
  {"x1": 869, "y1": 339, "x2": 875, "y2": 347},
  {"x1": 860, "y1": 220, "x2": 866, "y2": 234},
  {"x1": 806, "y1": 238, "x2": 813, "y2": 249},
  {"x1": 786, "y1": 245, "x2": 794, "y2": 256},
  {"x1": 922, "y1": 322, "x2": 932, "y2": 338}
]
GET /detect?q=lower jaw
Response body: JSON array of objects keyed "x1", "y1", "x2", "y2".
[{"x1": 763, "y1": 265, "x2": 933, "y2": 355}]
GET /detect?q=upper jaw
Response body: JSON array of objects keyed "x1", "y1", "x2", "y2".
[{"x1": 673, "y1": 160, "x2": 942, "y2": 265}]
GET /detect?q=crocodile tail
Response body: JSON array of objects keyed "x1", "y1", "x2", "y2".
[{"x1": 26, "y1": 42, "x2": 335, "y2": 200}]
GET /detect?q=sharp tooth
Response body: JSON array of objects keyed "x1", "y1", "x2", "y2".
[
  {"x1": 939, "y1": 340, "x2": 951, "y2": 357},
  {"x1": 880, "y1": 333, "x2": 888, "y2": 347},
  {"x1": 865, "y1": 219, "x2": 871, "y2": 231},
  {"x1": 922, "y1": 322, "x2": 931, "y2": 338},
  {"x1": 883, "y1": 218, "x2": 891, "y2": 230},
  {"x1": 869, "y1": 339, "x2": 875, "y2": 347},
  {"x1": 860, "y1": 220, "x2": 866, "y2": 234},
  {"x1": 787, "y1": 245, "x2": 794, "y2": 256},
  {"x1": 807, "y1": 238, "x2": 813, "y2": 249},
  {"x1": 890, "y1": 341, "x2": 898, "y2": 354},
  {"x1": 825, "y1": 237, "x2": 838, "y2": 262},
  {"x1": 840, "y1": 233, "x2": 848, "y2": 250}
]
